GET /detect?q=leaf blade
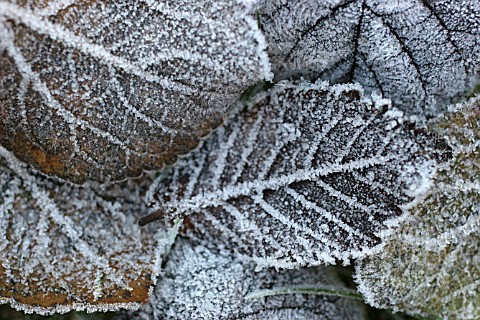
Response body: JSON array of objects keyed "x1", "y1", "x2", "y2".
[
  {"x1": 115, "y1": 238, "x2": 367, "y2": 320},
  {"x1": 145, "y1": 82, "x2": 450, "y2": 268},
  {"x1": 354, "y1": 96, "x2": 480, "y2": 319},
  {"x1": 0, "y1": 147, "x2": 178, "y2": 315}
]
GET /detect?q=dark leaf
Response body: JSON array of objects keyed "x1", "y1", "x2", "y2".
[
  {"x1": 259, "y1": 0, "x2": 480, "y2": 118},
  {"x1": 143, "y1": 82, "x2": 450, "y2": 268}
]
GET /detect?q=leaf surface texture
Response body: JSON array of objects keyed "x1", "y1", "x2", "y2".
[
  {"x1": 115, "y1": 238, "x2": 367, "y2": 320},
  {"x1": 0, "y1": 147, "x2": 178, "y2": 315}
]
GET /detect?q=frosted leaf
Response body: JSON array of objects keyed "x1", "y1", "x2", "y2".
[
  {"x1": 142, "y1": 82, "x2": 450, "y2": 268},
  {"x1": 115, "y1": 238, "x2": 367, "y2": 320},
  {"x1": 0, "y1": 0, "x2": 271, "y2": 184},
  {"x1": 354, "y1": 96, "x2": 480, "y2": 319},
  {"x1": 258, "y1": 0, "x2": 480, "y2": 118},
  {"x1": 0, "y1": 147, "x2": 180, "y2": 315}
]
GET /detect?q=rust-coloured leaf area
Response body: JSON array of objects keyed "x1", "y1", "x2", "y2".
[
  {"x1": 0, "y1": 0, "x2": 271, "y2": 184},
  {"x1": 0, "y1": 264, "x2": 151, "y2": 309}
]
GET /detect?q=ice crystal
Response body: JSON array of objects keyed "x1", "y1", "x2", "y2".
[
  {"x1": 0, "y1": 0, "x2": 271, "y2": 184},
  {"x1": 0, "y1": 147, "x2": 180, "y2": 315},
  {"x1": 354, "y1": 96, "x2": 480, "y2": 319},
  {"x1": 115, "y1": 238, "x2": 367, "y2": 320},
  {"x1": 258, "y1": 0, "x2": 480, "y2": 118},
  {"x1": 143, "y1": 82, "x2": 450, "y2": 268}
]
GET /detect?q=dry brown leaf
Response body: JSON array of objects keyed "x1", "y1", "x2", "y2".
[{"x1": 0, "y1": 0, "x2": 271, "y2": 184}]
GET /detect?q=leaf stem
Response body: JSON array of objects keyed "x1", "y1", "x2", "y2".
[{"x1": 245, "y1": 286, "x2": 364, "y2": 301}]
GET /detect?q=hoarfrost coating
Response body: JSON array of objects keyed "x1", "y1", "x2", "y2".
[
  {"x1": 144, "y1": 82, "x2": 451, "y2": 268},
  {"x1": 0, "y1": 146, "x2": 179, "y2": 315},
  {"x1": 259, "y1": 0, "x2": 480, "y2": 118},
  {"x1": 0, "y1": 0, "x2": 271, "y2": 184},
  {"x1": 115, "y1": 238, "x2": 367, "y2": 320}
]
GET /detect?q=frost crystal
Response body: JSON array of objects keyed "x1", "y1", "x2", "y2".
[
  {"x1": 115, "y1": 238, "x2": 367, "y2": 320},
  {"x1": 0, "y1": 147, "x2": 179, "y2": 315},
  {"x1": 0, "y1": 0, "x2": 271, "y2": 184},
  {"x1": 354, "y1": 96, "x2": 480, "y2": 319},
  {"x1": 259, "y1": 0, "x2": 480, "y2": 118},
  {"x1": 143, "y1": 82, "x2": 450, "y2": 268}
]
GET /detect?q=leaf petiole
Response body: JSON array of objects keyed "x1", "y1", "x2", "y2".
[{"x1": 245, "y1": 286, "x2": 364, "y2": 301}]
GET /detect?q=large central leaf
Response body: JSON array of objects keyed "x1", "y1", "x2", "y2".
[
  {"x1": 143, "y1": 82, "x2": 450, "y2": 268},
  {"x1": 0, "y1": 0, "x2": 271, "y2": 184}
]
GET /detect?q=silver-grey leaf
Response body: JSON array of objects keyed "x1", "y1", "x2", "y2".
[
  {"x1": 258, "y1": 0, "x2": 480, "y2": 118},
  {"x1": 0, "y1": 0, "x2": 271, "y2": 184},
  {"x1": 0, "y1": 146, "x2": 179, "y2": 315},
  {"x1": 115, "y1": 238, "x2": 367, "y2": 320},
  {"x1": 142, "y1": 82, "x2": 450, "y2": 268}
]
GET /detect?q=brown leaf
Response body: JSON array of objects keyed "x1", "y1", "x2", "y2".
[{"x1": 0, "y1": 0, "x2": 271, "y2": 184}]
